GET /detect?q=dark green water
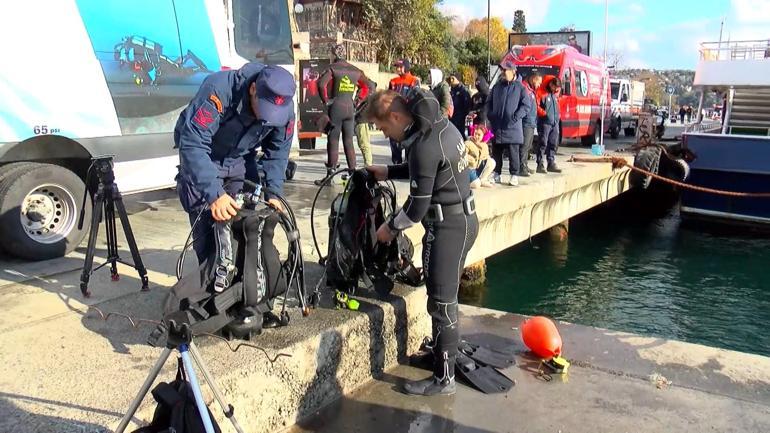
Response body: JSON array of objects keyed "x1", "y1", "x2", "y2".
[{"x1": 469, "y1": 192, "x2": 770, "y2": 357}]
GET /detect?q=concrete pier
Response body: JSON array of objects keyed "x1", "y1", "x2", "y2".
[{"x1": 2, "y1": 136, "x2": 766, "y2": 433}]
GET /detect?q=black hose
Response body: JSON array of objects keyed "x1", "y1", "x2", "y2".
[
  {"x1": 176, "y1": 206, "x2": 209, "y2": 280},
  {"x1": 309, "y1": 168, "x2": 354, "y2": 260}
]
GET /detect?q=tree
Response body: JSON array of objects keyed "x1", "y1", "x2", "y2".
[
  {"x1": 455, "y1": 36, "x2": 492, "y2": 81},
  {"x1": 605, "y1": 49, "x2": 624, "y2": 69},
  {"x1": 512, "y1": 10, "x2": 527, "y2": 33},
  {"x1": 559, "y1": 25, "x2": 576, "y2": 32},
  {"x1": 464, "y1": 17, "x2": 508, "y2": 59},
  {"x1": 361, "y1": 0, "x2": 454, "y2": 71}
]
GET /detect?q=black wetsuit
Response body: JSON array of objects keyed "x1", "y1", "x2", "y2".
[
  {"x1": 318, "y1": 59, "x2": 371, "y2": 169},
  {"x1": 386, "y1": 88, "x2": 479, "y2": 383}
]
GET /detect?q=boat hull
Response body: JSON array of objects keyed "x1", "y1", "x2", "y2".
[{"x1": 681, "y1": 133, "x2": 770, "y2": 225}]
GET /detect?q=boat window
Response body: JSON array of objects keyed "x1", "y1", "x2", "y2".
[{"x1": 233, "y1": 0, "x2": 294, "y2": 65}]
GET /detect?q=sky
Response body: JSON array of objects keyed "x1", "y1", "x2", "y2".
[{"x1": 439, "y1": 0, "x2": 770, "y2": 70}]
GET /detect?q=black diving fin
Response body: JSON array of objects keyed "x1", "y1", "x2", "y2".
[
  {"x1": 458, "y1": 341, "x2": 516, "y2": 370},
  {"x1": 455, "y1": 353, "x2": 514, "y2": 394}
]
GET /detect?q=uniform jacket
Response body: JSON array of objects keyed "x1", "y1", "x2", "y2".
[
  {"x1": 173, "y1": 62, "x2": 294, "y2": 203},
  {"x1": 389, "y1": 72, "x2": 421, "y2": 97},
  {"x1": 536, "y1": 75, "x2": 560, "y2": 126}
]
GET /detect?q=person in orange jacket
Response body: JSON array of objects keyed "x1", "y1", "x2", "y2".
[{"x1": 388, "y1": 59, "x2": 421, "y2": 164}]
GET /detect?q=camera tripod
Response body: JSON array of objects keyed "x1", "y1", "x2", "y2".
[
  {"x1": 115, "y1": 318, "x2": 245, "y2": 433},
  {"x1": 78, "y1": 156, "x2": 148, "y2": 297}
]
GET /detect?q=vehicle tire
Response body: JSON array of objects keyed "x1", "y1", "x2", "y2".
[
  {"x1": 0, "y1": 163, "x2": 92, "y2": 260},
  {"x1": 581, "y1": 121, "x2": 600, "y2": 146},
  {"x1": 624, "y1": 127, "x2": 636, "y2": 137},
  {"x1": 629, "y1": 146, "x2": 662, "y2": 190}
]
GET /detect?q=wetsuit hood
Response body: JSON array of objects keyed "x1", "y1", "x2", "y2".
[{"x1": 400, "y1": 88, "x2": 445, "y2": 151}]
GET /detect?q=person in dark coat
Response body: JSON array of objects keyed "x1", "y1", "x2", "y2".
[
  {"x1": 471, "y1": 76, "x2": 490, "y2": 126},
  {"x1": 448, "y1": 74, "x2": 472, "y2": 139},
  {"x1": 486, "y1": 58, "x2": 531, "y2": 186}
]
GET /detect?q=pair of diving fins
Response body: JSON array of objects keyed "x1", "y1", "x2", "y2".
[{"x1": 411, "y1": 336, "x2": 516, "y2": 394}]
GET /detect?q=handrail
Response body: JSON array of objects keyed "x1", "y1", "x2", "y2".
[{"x1": 700, "y1": 39, "x2": 770, "y2": 61}]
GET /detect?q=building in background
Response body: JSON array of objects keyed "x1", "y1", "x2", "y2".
[{"x1": 295, "y1": 0, "x2": 375, "y2": 62}]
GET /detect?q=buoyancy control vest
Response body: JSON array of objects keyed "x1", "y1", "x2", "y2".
[
  {"x1": 323, "y1": 169, "x2": 423, "y2": 297},
  {"x1": 166, "y1": 192, "x2": 305, "y2": 340}
]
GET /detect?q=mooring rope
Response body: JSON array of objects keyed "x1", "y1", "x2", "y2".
[{"x1": 569, "y1": 155, "x2": 770, "y2": 198}]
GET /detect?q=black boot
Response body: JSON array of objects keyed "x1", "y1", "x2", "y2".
[
  {"x1": 403, "y1": 350, "x2": 456, "y2": 396},
  {"x1": 547, "y1": 162, "x2": 562, "y2": 173},
  {"x1": 536, "y1": 163, "x2": 547, "y2": 173},
  {"x1": 314, "y1": 166, "x2": 337, "y2": 186},
  {"x1": 403, "y1": 375, "x2": 456, "y2": 396}
]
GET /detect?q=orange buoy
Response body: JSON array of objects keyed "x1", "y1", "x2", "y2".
[{"x1": 520, "y1": 316, "x2": 562, "y2": 358}]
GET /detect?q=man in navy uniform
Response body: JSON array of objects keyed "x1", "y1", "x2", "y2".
[{"x1": 174, "y1": 62, "x2": 296, "y2": 264}]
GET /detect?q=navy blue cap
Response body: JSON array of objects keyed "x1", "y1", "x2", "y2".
[
  {"x1": 393, "y1": 59, "x2": 411, "y2": 71},
  {"x1": 255, "y1": 66, "x2": 296, "y2": 125}
]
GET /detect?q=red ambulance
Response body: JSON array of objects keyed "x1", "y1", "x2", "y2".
[{"x1": 503, "y1": 44, "x2": 610, "y2": 145}]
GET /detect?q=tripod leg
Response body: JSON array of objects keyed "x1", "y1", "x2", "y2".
[
  {"x1": 114, "y1": 192, "x2": 150, "y2": 291},
  {"x1": 115, "y1": 347, "x2": 174, "y2": 433},
  {"x1": 189, "y1": 343, "x2": 246, "y2": 433},
  {"x1": 179, "y1": 344, "x2": 217, "y2": 433},
  {"x1": 79, "y1": 191, "x2": 105, "y2": 298},
  {"x1": 105, "y1": 198, "x2": 120, "y2": 281}
]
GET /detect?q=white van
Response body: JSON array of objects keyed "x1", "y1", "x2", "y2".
[{"x1": 0, "y1": 0, "x2": 297, "y2": 260}]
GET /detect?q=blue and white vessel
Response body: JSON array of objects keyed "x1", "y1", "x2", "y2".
[{"x1": 681, "y1": 40, "x2": 770, "y2": 226}]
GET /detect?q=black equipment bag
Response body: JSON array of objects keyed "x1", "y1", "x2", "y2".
[
  {"x1": 165, "y1": 207, "x2": 289, "y2": 336},
  {"x1": 132, "y1": 358, "x2": 221, "y2": 433},
  {"x1": 325, "y1": 170, "x2": 423, "y2": 297}
]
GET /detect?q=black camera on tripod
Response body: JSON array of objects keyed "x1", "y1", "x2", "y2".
[{"x1": 92, "y1": 155, "x2": 116, "y2": 182}]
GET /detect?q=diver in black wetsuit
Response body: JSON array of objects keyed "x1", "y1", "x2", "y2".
[
  {"x1": 315, "y1": 44, "x2": 372, "y2": 185},
  {"x1": 365, "y1": 88, "x2": 479, "y2": 396}
]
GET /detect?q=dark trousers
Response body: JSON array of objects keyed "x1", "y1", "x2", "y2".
[
  {"x1": 521, "y1": 126, "x2": 535, "y2": 171},
  {"x1": 327, "y1": 102, "x2": 357, "y2": 169},
  {"x1": 389, "y1": 138, "x2": 403, "y2": 164},
  {"x1": 492, "y1": 141, "x2": 521, "y2": 176},
  {"x1": 422, "y1": 212, "x2": 479, "y2": 379},
  {"x1": 536, "y1": 122, "x2": 559, "y2": 165},
  {"x1": 177, "y1": 163, "x2": 245, "y2": 265}
]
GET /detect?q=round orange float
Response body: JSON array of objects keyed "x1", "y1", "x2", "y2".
[{"x1": 520, "y1": 316, "x2": 563, "y2": 358}]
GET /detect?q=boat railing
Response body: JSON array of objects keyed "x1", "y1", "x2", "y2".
[{"x1": 700, "y1": 40, "x2": 770, "y2": 61}]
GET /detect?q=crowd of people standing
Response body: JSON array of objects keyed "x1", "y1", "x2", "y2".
[{"x1": 314, "y1": 48, "x2": 567, "y2": 187}]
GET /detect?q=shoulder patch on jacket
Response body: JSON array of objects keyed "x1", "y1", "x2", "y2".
[
  {"x1": 209, "y1": 94, "x2": 223, "y2": 113},
  {"x1": 193, "y1": 105, "x2": 216, "y2": 130}
]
